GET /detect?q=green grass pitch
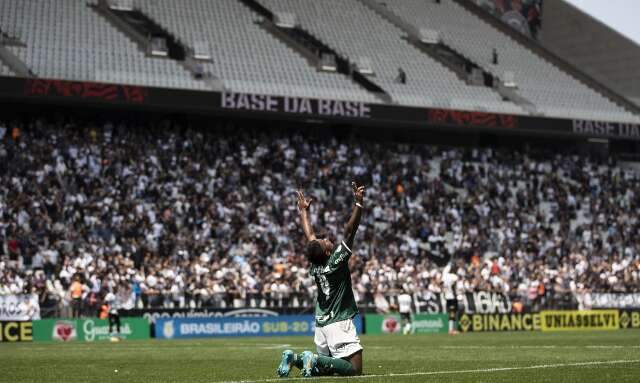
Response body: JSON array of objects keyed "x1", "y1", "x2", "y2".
[{"x1": 2, "y1": 331, "x2": 640, "y2": 382}]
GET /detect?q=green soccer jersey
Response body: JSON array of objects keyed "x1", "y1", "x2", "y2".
[{"x1": 309, "y1": 241, "x2": 358, "y2": 327}]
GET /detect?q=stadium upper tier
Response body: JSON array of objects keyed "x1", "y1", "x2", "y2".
[
  {"x1": 380, "y1": 0, "x2": 639, "y2": 123},
  {"x1": 0, "y1": 0, "x2": 206, "y2": 90},
  {"x1": 0, "y1": 0, "x2": 638, "y2": 123},
  {"x1": 135, "y1": 0, "x2": 378, "y2": 102},
  {"x1": 258, "y1": 0, "x2": 523, "y2": 113}
]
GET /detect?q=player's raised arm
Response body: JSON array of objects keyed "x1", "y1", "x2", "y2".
[
  {"x1": 343, "y1": 182, "x2": 365, "y2": 249},
  {"x1": 296, "y1": 190, "x2": 316, "y2": 242}
]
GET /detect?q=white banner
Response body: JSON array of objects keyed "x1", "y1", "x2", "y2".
[
  {"x1": 589, "y1": 293, "x2": 640, "y2": 309},
  {"x1": 0, "y1": 294, "x2": 41, "y2": 321}
]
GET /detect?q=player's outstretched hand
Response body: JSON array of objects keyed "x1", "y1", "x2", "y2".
[
  {"x1": 352, "y1": 182, "x2": 365, "y2": 204},
  {"x1": 296, "y1": 190, "x2": 312, "y2": 211}
]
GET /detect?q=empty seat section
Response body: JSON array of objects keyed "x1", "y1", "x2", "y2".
[
  {"x1": 383, "y1": 0, "x2": 640, "y2": 123},
  {"x1": 259, "y1": 0, "x2": 524, "y2": 113},
  {"x1": 136, "y1": 0, "x2": 379, "y2": 102},
  {"x1": 0, "y1": 0, "x2": 206, "y2": 90}
]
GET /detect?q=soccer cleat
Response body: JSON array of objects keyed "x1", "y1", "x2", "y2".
[
  {"x1": 276, "y1": 349, "x2": 294, "y2": 378},
  {"x1": 300, "y1": 351, "x2": 317, "y2": 378}
]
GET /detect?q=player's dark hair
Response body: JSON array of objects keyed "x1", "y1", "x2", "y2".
[{"x1": 306, "y1": 240, "x2": 326, "y2": 266}]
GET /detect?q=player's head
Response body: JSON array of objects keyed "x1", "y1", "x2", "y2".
[{"x1": 306, "y1": 238, "x2": 333, "y2": 265}]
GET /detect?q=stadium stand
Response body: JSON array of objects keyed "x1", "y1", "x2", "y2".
[
  {"x1": 379, "y1": 0, "x2": 640, "y2": 123},
  {"x1": 0, "y1": 0, "x2": 206, "y2": 90},
  {"x1": 135, "y1": 0, "x2": 379, "y2": 102},
  {"x1": 258, "y1": 0, "x2": 524, "y2": 112},
  {"x1": 3, "y1": 4, "x2": 640, "y2": 380},
  {"x1": 541, "y1": 0, "x2": 640, "y2": 111},
  {"x1": 0, "y1": 0, "x2": 638, "y2": 123},
  {"x1": 1, "y1": 117, "x2": 638, "y2": 316}
]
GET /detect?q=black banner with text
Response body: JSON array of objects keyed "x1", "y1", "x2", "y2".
[
  {"x1": 417, "y1": 292, "x2": 512, "y2": 314},
  {"x1": 458, "y1": 313, "x2": 541, "y2": 332},
  {"x1": 1, "y1": 76, "x2": 639, "y2": 141},
  {"x1": 619, "y1": 310, "x2": 640, "y2": 330}
]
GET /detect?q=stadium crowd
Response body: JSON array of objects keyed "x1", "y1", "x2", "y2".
[{"x1": 1, "y1": 117, "x2": 639, "y2": 317}]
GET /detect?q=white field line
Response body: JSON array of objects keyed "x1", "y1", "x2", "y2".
[
  {"x1": 219, "y1": 359, "x2": 640, "y2": 383},
  {"x1": 440, "y1": 345, "x2": 640, "y2": 349},
  {"x1": 19, "y1": 344, "x2": 639, "y2": 352},
  {"x1": 19, "y1": 344, "x2": 640, "y2": 352}
]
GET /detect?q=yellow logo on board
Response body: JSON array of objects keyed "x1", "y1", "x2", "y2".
[
  {"x1": 540, "y1": 310, "x2": 619, "y2": 332},
  {"x1": 459, "y1": 314, "x2": 471, "y2": 332}
]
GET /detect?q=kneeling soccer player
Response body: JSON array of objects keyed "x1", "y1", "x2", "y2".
[{"x1": 276, "y1": 183, "x2": 365, "y2": 378}]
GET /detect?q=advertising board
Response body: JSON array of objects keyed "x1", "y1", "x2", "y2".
[
  {"x1": 540, "y1": 310, "x2": 619, "y2": 332},
  {"x1": 32, "y1": 318, "x2": 150, "y2": 342},
  {"x1": 0, "y1": 321, "x2": 32, "y2": 342}
]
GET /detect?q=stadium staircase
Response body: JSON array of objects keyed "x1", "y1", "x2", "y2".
[
  {"x1": 91, "y1": 0, "x2": 221, "y2": 90},
  {"x1": 453, "y1": 0, "x2": 640, "y2": 119},
  {"x1": 237, "y1": 0, "x2": 393, "y2": 103},
  {"x1": 0, "y1": 28, "x2": 33, "y2": 77},
  {"x1": 357, "y1": 0, "x2": 538, "y2": 115}
]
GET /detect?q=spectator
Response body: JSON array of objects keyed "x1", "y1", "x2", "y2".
[
  {"x1": 70, "y1": 276, "x2": 84, "y2": 318},
  {"x1": 0, "y1": 117, "x2": 638, "y2": 317},
  {"x1": 396, "y1": 67, "x2": 407, "y2": 84}
]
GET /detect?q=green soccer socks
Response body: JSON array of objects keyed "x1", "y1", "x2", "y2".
[{"x1": 314, "y1": 354, "x2": 356, "y2": 376}]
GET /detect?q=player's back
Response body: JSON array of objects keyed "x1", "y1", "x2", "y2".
[
  {"x1": 398, "y1": 293, "x2": 412, "y2": 314},
  {"x1": 310, "y1": 241, "x2": 358, "y2": 327},
  {"x1": 442, "y1": 272, "x2": 458, "y2": 300}
]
